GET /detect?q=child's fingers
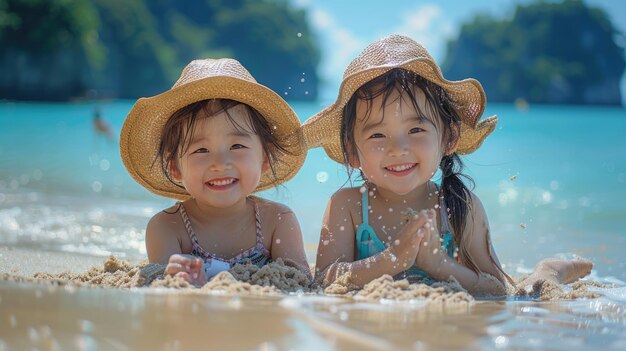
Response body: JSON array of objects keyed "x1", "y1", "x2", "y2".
[
  {"x1": 404, "y1": 210, "x2": 430, "y2": 233},
  {"x1": 189, "y1": 258, "x2": 204, "y2": 270},
  {"x1": 174, "y1": 271, "x2": 192, "y2": 283},
  {"x1": 169, "y1": 254, "x2": 196, "y2": 265},
  {"x1": 164, "y1": 262, "x2": 187, "y2": 276}
]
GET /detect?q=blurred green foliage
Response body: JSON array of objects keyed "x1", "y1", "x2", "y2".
[
  {"x1": 0, "y1": 0, "x2": 320, "y2": 101},
  {"x1": 443, "y1": 0, "x2": 625, "y2": 105}
]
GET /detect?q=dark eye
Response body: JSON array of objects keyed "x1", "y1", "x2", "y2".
[
  {"x1": 192, "y1": 148, "x2": 209, "y2": 154},
  {"x1": 409, "y1": 127, "x2": 424, "y2": 134},
  {"x1": 369, "y1": 133, "x2": 385, "y2": 139},
  {"x1": 231, "y1": 144, "x2": 247, "y2": 150}
]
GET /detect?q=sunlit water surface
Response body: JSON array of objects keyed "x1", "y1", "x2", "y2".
[{"x1": 0, "y1": 101, "x2": 625, "y2": 349}]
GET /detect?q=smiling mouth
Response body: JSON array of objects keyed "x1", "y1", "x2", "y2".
[
  {"x1": 384, "y1": 163, "x2": 417, "y2": 173},
  {"x1": 205, "y1": 177, "x2": 238, "y2": 188}
]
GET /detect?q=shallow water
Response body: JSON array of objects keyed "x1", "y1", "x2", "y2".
[
  {"x1": 1, "y1": 280, "x2": 625, "y2": 350},
  {"x1": 1, "y1": 101, "x2": 625, "y2": 349},
  {"x1": 1, "y1": 101, "x2": 625, "y2": 281}
]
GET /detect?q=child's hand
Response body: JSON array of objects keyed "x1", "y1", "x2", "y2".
[
  {"x1": 387, "y1": 210, "x2": 429, "y2": 270},
  {"x1": 164, "y1": 254, "x2": 207, "y2": 287},
  {"x1": 414, "y1": 209, "x2": 446, "y2": 274}
]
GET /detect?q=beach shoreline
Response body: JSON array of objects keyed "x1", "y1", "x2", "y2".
[
  {"x1": 1, "y1": 245, "x2": 624, "y2": 350},
  {"x1": 0, "y1": 245, "x2": 143, "y2": 277}
]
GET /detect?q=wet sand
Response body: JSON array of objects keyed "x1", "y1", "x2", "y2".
[{"x1": 1, "y1": 246, "x2": 624, "y2": 350}]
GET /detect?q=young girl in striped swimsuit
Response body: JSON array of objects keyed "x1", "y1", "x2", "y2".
[{"x1": 120, "y1": 58, "x2": 310, "y2": 286}]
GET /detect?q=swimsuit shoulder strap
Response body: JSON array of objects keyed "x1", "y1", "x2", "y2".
[
  {"x1": 178, "y1": 202, "x2": 198, "y2": 242},
  {"x1": 251, "y1": 197, "x2": 265, "y2": 249},
  {"x1": 356, "y1": 185, "x2": 386, "y2": 259}
]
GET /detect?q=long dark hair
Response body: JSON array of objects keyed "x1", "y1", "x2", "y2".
[
  {"x1": 340, "y1": 68, "x2": 482, "y2": 273},
  {"x1": 155, "y1": 99, "x2": 289, "y2": 190}
]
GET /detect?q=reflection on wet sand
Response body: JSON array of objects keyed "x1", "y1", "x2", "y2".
[
  {"x1": 2, "y1": 279, "x2": 625, "y2": 350},
  {"x1": 1, "y1": 252, "x2": 625, "y2": 350},
  {"x1": 0, "y1": 281, "x2": 297, "y2": 350}
]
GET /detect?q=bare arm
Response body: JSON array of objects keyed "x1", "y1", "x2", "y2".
[
  {"x1": 315, "y1": 189, "x2": 426, "y2": 289},
  {"x1": 268, "y1": 203, "x2": 311, "y2": 277},
  {"x1": 145, "y1": 210, "x2": 184, "y2": 265}
]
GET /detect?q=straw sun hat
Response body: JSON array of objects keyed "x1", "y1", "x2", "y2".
[
  {"x1": 120, "y1": 58, "x2": 306, "y2": 200},
  {"x1": 302, "y1": 34, "x2": 498, "y2": 163}
]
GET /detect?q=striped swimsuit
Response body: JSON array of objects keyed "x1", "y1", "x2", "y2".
[{"x1": 178, "y1": 198, "x2": 272, "y2": 278}]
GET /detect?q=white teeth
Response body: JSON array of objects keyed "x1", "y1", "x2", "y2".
[
  {"x1": 386, "y1": 164, "x2": 414, "y2": 172},
  {"x1": 209, "y1": 178, "x2": 235, "y2": 186}
]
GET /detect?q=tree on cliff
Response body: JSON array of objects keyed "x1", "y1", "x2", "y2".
[
  {"x1": 442, "y1": 0, "x2": 625, "y2": 105},
  {"x1": 0, "y1": 0, "x2": 104, "y2": 100},
  {"x1": 0, "y1": 0, "x2": 320, "y2": 101}
]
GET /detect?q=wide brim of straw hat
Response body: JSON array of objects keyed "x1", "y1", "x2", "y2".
[
  {"x1": 303, "y1": 35, "x2": 497, "y2": 164},
  {"x1": 121, "y1": 71, "x2": 305, "y2": 201}
]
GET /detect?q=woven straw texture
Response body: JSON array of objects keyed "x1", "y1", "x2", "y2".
[
  {"x1": 120, "y1": 58, "x2": 306, "y2": 200},
  {"x1": 302, "y1": 34, "x2": 497, "y2": 163}
]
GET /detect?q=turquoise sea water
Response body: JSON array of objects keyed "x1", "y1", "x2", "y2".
[{"x1": 0, "y1": 101, "x2": 625, "y2": 282}]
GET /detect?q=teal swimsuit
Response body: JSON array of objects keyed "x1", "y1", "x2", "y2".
[{"x1": 356, "y1": 185, "x2": 456, "y2": 284}]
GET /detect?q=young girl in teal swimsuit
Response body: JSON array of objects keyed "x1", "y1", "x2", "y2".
[
  {"x1": 120, "y1": 58, "x2": 310, "y2": 286},
  {"x1": 304, "y1": 35, "x2": 591, "y2": 296}
]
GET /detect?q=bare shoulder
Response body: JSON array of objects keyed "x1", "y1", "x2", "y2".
[
  {"x1": 253, "y1": 196, "x2": 295, "y2": 217},
  {"x1": 329, "y1": 186, "x2": 362, "y2": 210},
  {"x1": 145, "y1": 204, "x2": 186, "y2": 263},
  {"x1": 147, "y1": 204, "x2": 183, "y2": 230},
  {"x1": 466, "y1": 190, "x2": 489, "y2": 225},
  {"x1": 146, "y1": 204, "x2": 186, "y2": 243},
  {"x1": 253, "y1": 197, "x2": 299, "y2": 240}
]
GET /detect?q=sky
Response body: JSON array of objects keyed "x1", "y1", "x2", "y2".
[{"x1": 289, "y1": 0, "x2": 626, "y2": 102}]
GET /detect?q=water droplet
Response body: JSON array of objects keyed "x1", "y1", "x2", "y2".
[
  {"x1": 550, "y1": 180, "x2": 559, "y2": 190},
  {"x1": 394, "y1": 239, "x2": 400, "y2": 246},
  {"x1": 322, "y1": 240, "x2": 329, "y2": 246},
  {"x1": 494, "y1": 335, "x2": 509, "y2": 348},
  {"x1": 91, "y1": 181, "x2": 102, "y2": 192},
  {"x1": 316, "y1": 171, "x2": 329, "y2": 183},
  {"x1": 275, "y1": 239, "x2": 281, "y2": 244},
  {"x1": 339, "y1": 226, "x2": 345, "y2": 231},
  {"x1": 388, "y1": 208, "x2": 393, "y2": 212},
  {"x1": 297, "y1": 32, "x2": 302, "y2": 37},
  {"x1": 300, "y1": 78, "x2": 305, "y2": 83},
  {"x1": 99, "y1": 159, "x2": 110, "y2": 171}
]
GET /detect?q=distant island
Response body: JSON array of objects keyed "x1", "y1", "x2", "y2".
[
  {"x1": 2, "y1": 0, "x2": 624, "y2": 105},
  {"x1": 0, "y1": 0, "x2": 320, "y2": 101},
  {"x1": 442, "y1": 0, "x2": 625, "y2": 105}
]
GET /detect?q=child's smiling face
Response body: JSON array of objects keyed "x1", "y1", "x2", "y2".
[
  {"x1": 352, "y1": 86, "x2": 445, "y2": 196},
  {"x1": 171, "y1": 105, "x2": 268, "y2": 208}
]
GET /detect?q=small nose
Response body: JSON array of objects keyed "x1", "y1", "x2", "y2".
[
  {"x1": 209, "y1": 151, "x2": 232, "y2": 171},
  {"x1": 387, "y1": 136, "x2": 409, "y2": 157}
]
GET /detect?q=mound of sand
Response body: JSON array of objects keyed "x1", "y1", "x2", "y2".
[
  {"x1": 0, "y1": 255, "x2": 610, "y2": 302},
  {"x1": 325, "y1": 273, "x2": 473, "y2": 304}
]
